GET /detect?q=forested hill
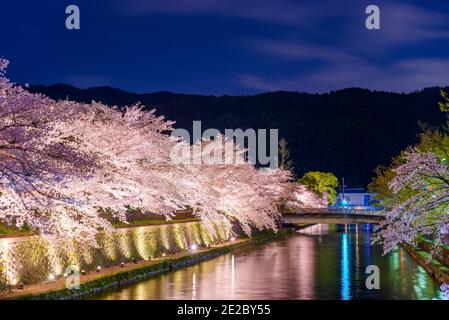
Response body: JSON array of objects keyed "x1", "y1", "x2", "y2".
[{"x1": 28, "y1": 84, "x2": 449, "y2": 187}]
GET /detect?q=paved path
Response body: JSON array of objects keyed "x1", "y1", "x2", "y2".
[{"x1": 0, "y1": 239, "x2": 246, "y2": 300}]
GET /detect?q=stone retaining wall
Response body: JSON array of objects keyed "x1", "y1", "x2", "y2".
[
  {"x1": 0, "y1": 221, "x2": 229, "y2": 290},
  {"x1": 402, "y1": 243, "x2": 449, "y2": 284},
  {"x1": 418, "y1": 239, "x2": 449, "y2": 267}
]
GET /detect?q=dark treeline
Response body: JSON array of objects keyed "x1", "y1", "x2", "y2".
[{"x1": 28, "y1": 84, "x2": 448, "y2": 187}]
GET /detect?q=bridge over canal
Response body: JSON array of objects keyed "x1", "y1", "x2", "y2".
[{"x1": 281, "y1": 208, "x2": 385, "y2": 226}]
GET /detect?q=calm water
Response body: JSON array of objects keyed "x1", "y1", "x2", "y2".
[{"x1": 92, "y1": 224, "x2": 444, "y2": 300}]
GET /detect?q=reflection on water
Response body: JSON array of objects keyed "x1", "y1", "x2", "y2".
[
  {"x1": 92, "y1": 224, "x2": 444, "y2": 300},
  {"x1": 341, "y1": 233, "x2": 350, "y2": 300}
]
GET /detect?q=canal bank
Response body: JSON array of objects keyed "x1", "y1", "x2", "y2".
[
  {"x1": 92, "y1": 224, "x2": 445, "y2": 300},
  {"x1": 0, "y1": 229, "x2": 294, "y2": 300},
  {"x1": 1, "y1": 223, "x2": 447, "y2": 300},
  {"x1": 0, "y1": 220, "x2": 230, "y2": 291},
  {"x1": 401, "y1": 243, "x2": 449, "y2": 284}
]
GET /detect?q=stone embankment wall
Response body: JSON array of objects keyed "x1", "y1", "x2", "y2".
[
  {"x1": 418, "y1": 239, "x2": 449, "y2": 267},
  {"x1": 0, "y1": 221, "x2": 228, "y2": 290}
]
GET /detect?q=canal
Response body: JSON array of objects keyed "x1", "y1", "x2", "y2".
[{"x1": 92, "y1": 224, "x2": 444, "y2": 300}]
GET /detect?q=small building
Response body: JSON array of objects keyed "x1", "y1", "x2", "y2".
[{"x1": 330, "y1": 188, "x2": 376, "y2": 210}]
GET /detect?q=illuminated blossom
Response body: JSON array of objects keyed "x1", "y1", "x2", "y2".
[
  {"x1": 373, "y1": 149, "x2": 449, "y2": 253},
  {"x1": 0, "y1": 59, "x2": 323, "y2": 245}
]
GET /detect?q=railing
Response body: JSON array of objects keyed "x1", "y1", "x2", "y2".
[{"x1": 285, "y1": 208, "x2": 385, "y2": 216}]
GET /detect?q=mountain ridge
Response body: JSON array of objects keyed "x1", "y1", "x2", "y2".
[{"x1": 27, "y1": 84, "x2": 449, "y2": 187}]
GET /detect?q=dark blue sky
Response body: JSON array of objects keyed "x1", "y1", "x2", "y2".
[{"x1": 1, "y1": 0, "x2": 449, "y2": 94}]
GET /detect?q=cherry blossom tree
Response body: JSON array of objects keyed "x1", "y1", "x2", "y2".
[
  {"x1": 153, "y1": 134, "x2": 325, "y2": 236},
  {"x1": 167, "y1": 135, "x2": 291, "y2": 235},
  {"x1": 370, "y1": 99, "x2": 449, "y2": 297},
  {"x1": 373, "y1": 149, "x2": 449, "y2": 253},
  {"x1": 0, "y1": 59, "x2": 113, "y2": 244},
  {"x1": 61, "y1": 102, "x2": 184, "y2": 219},
  {"x1": 441, "y1": 283, "x2": 449, "y2": 299},
  {"x1": 0, "y1": 59, "x2": 325, "y2": 245}
]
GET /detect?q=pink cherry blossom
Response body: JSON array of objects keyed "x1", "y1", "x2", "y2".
[{"x1": 0, "y1": 59, "x2": 324, "y2": 245}]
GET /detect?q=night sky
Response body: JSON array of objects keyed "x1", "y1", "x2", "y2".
[{"x1": 2, "y1": 0, "x2": 449, "y2": 94}]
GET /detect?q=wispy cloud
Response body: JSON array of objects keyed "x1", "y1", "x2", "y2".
[
  {"x1": 236, "y1": 57, "x2": 449, "y2": 93},
  {"x1": 116, "y1": 0, "x2": 449, "y2": 92},
  {"x1": 235, "y1": 74, "x2": 290, "y2": 92},
  {"x1": 236, "y1": 1, "x2": 449, "y2": 92},
  {"x1": 246, "y1": 40, "x2": 361, "y2": 63},
  {"x1": 63, "y1": 75, "x2": 115, "y2": 89},
  {"x1": 341, "y1": 2, "x2": 449, "y2": 56},
  {"x1": 120, "y1": 1, "x2": 449, "y2": 43},
  {"x1": 368, "y1": 2, "x2": 449, "y2": 43},
  {"x1": 119, "y1": 0, "x2": 337, "y2": 27}
]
